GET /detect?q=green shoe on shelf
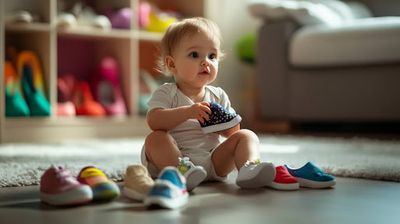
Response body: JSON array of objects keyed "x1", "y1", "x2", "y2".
[
  {"x1": 17, "y1": 51, "x2": 51, "y2": 116},
  {"x1": 4, "y1": 61, "x2": 30, "y2": 117}
]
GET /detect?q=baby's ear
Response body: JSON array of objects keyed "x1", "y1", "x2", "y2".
[{"x1": 165, "y1": 56, "x2": 176, "y2": 73}]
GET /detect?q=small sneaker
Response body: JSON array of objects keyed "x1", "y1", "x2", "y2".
[
  {"x1": 201, "y1": 102, "x2": 242, "y2": 134},
  {"x1": 40, "y1": 165, "x2": 92, "y2": 206},
  {"x1": 285, "y1": 162, "x2": 336, "y2": 189},
  {"x1": 77, "y1": 166, "x2": 120, "y2": 201},
  {"x1": 268, "y1": 166, "x2": 299, "y2": 191},
  {"x1": 123, "y1": 164, "x2": 154, "y2": 201},
  {"x1": 177, "y1": 157, "x2": 207, "y2": 191},
  {"x1": 236, "y1": 160, "x2": 276, "y2": 189},
  {"x1": 144, "y1": 166, "x2": 189, "y2": 209}
]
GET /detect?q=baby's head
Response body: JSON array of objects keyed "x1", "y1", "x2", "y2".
[{"x1": 157, "y1": 17, "x2": 224, "y2": 77}]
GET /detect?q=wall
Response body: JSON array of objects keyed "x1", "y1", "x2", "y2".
[{"x1": 207, "y1": 0, "x2": 261, "y2": 115}]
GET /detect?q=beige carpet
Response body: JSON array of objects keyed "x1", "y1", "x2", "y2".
[{"x1": 1, "y1": 135, "x2": 400, "y2": 187}]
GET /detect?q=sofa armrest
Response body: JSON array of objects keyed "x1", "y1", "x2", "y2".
[{"x1": 255, "y1": 19, "x2": 300, "y2": 119}]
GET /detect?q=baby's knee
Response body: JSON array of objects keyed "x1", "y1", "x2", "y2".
[
  {"x1": 235, "y1": 129, "x2": 259, "y2": 143},
  {"x1": 144, "y1": 130, "x2": 175, "y2": 147}
]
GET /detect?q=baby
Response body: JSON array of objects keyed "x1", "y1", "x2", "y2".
[{"x1": 141, "y1": 17, "x2": 275, "y2": 191}]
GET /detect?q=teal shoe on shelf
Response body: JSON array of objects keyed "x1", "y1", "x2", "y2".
[
  {"x1": 4, "y1": 61, "x2": 30, "y2": 117},
  {"x1": 17, "y1": 51, "x2": 51, "y2": 116}
]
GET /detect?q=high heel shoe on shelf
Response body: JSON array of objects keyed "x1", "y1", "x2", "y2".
[
  {"x1": 4, "y1": 61, "x2": 30, "y2": 117},
  {"x1": 92, "y1": 57, "x2": 127, "y2": 116},
  {"x1": 72, "y1": 81, "x2": 106, "y2": 116},
  {"x1": 17, "y1": 51, "x2": 51, "y2": 116}
]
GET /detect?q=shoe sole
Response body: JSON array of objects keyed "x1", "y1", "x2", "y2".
[
  {"x1": 144, "y1": 194, "x2": 188, "y2": 209},
  {"x1": 185, "y1": 168, "x2": 207, "y2": 191},
  {"x1": 236, "y1": 163, "x2": 276, "y2": 189},
  {"x1": 297, "y1": 178, "x2": 336, "y2": 189},
  {"x1": 202, "y1": 115, "x2": 242, "y2": 134},
  {"x1": 92, "y1": 182, "x2": 120, "y2": 201},
  {"x1": 123, "y1": 187, "x2": 146, "y2": 201},
  {"x1": 269, "y1": 182, "x2": 300, "y2": 191},
  {"x1": 40, "y1": 185, "x2": 93, "y2": 206}
]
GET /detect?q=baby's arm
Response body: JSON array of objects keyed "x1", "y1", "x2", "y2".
[{"x1": 147, "y1": 102, "x2": 212, "y2": 131}]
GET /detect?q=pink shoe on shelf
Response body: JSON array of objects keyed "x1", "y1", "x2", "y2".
[
  {"x1": 40, "y1": 165, "x2": 93, "y2": 206},
  {"x1": 92, "y1": 56, "x2": 127, "y2": 116},
  {"x1": 57, "y1": 74, "x2": 76, "y2": 116}
]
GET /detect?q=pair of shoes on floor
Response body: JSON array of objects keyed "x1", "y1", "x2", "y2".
[
  {"x1": 200, "y1": 102, "x2": 242, "y2": 134},
  {"x1": 4, "y1": 50, "x2": 51, "y2": 117},
  {"x1": 285, "y1": 162, "x2": 336, "y2": 189},
  {"x1": 5, "y1": 10, "x2": 40, "y2": 24},
  {"x1": 144, "y1": 166, "x2": 189, "y2": 209},
  {"x1": 57, "y1": 2, "x2": 111, "y2": 30},
  {"x1": 40, "y1": 165, "x2": 120, "y2": 206}
]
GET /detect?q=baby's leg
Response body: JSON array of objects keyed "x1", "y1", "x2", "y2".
[
  {"x1": 144, "y1": 130, "x2": 182, "y2": 171},
  {"x1": 211, "y1": 129, "x2": 260, "y2": 177}
]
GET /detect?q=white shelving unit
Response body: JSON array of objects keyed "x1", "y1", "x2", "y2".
[{"x1": 0, "y1": 0, "x2": 210, "y2": 143}]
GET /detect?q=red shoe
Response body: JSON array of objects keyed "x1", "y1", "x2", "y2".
[{"x1": 268, "y1": 166, "x2": 299, "y2": 191}]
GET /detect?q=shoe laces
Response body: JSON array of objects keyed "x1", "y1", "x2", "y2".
[
  {"x1": 53, "y1": 166, "x2": 75, "y2": 184},
  {"x1": 178, "y1": 157, "x2": 193, "y2": 174},
  {"x1": 243, "y1": 159, "x2": 262, "y2": 168}
]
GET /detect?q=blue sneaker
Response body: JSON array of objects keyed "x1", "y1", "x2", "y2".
[
  {"x1": 284, "y1": 162, "x2": 336, "y2": 188},
  {"x1": 144, "y1": 166, "x2": 189, "y2": 209},
  {"x1": 201, "y1": 102, "x2": 242, "y2": 134}
]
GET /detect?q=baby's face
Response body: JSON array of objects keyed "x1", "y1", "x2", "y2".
[{"x1": 169, "y1": 31, "x2": 221, "y2": 89}]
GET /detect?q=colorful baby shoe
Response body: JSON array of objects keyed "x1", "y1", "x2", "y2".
[
  {"x1": 123, "y1": 164, "x2": 154, "y2": 201},
  {"x1": 268, "y1": 166, "x2": 299, "y2": 191},
  {"x1": 201, "y1": 102, "x2": 242, "y2": 134},
  {"x1": 77, "y1": 166, "x2": 120, "y2": 201},
  {"x1": 236, "y1": 160, "x2": 276, "y2": 189},
  {"x1": 177, "y1": 157, "x2": 207, "y2": 191},
  {"x1": 285, "y1": 162, "x2": 336, "y2": 189},
  {"x1": 144, "y1": 166, "x2": 189, "y2": 209},
  {"x1": 40, "y1": 165, "x2": 92, "y2": 206}
]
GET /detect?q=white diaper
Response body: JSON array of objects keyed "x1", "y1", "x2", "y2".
[{"x1": 140, "y1": 146, "x2": 227, "y2": 182}]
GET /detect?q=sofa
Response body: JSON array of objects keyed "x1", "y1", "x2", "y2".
[{"x1": 249, "y1": 0, "x2": 400, "y2": 123}]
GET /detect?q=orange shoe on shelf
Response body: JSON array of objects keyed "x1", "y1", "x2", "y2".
[
  {"x1": 17, "y1": 50, "x2": 51, "y2": 116},
  {"x1": 4, "y1": 61, "x2": 30, "y2": 117},
  {"x1": 72, "y1": 81, "x2": 105, "y2": 116}
]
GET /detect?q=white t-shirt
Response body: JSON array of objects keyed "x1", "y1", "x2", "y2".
[{"x1": 147, "y1": 83, "x2": 236, "y2": 152}]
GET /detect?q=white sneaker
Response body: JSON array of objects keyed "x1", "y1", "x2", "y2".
[
  {"x1": 236, "y1": 160, "x2": 276, "y2": 189},
  {"x1": 177, "y1": 157, "x2": 207, "y2": 191}
]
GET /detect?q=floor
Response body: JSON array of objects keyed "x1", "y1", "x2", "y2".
[{"x1": 1, "y1": 177, "x2": 400, "y2": 224}]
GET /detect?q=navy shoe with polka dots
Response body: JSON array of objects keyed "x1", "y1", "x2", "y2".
[{"x1": 200, "y1": 102, "x2": 242, "y2": 134}]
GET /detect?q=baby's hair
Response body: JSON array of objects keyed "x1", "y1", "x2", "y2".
[{"x1": 156, "y1": 17, "x2": 224, "y2": 75}]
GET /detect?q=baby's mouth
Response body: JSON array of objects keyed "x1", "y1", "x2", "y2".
[{"x1": 199, "y1": 68, "x2": 210, "y2": 75}]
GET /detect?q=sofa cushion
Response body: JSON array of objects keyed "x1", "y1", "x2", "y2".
[
  {"x1": 248, "y1": 0, "x2": 371, "y2": 26},
  {"x1": 289, "y1": 17, "x2": 400, "y2": 67}
]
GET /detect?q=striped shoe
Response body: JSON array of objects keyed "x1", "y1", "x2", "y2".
[{"x1": 77, "y1": 166, "x2": 120, "y2": 201}]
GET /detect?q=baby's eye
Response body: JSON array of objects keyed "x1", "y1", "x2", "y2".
[
  {"x1": 208, "y1": 53, "x2": 217, "y2": 60},
  {"x1": 189, "y1": 51, "x2": 199, "y2": 58}
]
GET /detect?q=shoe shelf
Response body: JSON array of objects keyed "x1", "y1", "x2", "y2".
[{"x1": 0, "y1": 0, "x2": 211, "y2": 143}]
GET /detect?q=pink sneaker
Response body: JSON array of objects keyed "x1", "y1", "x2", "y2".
[{"x1": 40, "y1": 165, "x2": 93, "y2": 206}]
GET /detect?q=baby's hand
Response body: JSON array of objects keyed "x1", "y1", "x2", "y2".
[{"x1": 187, "y1": 101, "x2": 211, "y2": 124}]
